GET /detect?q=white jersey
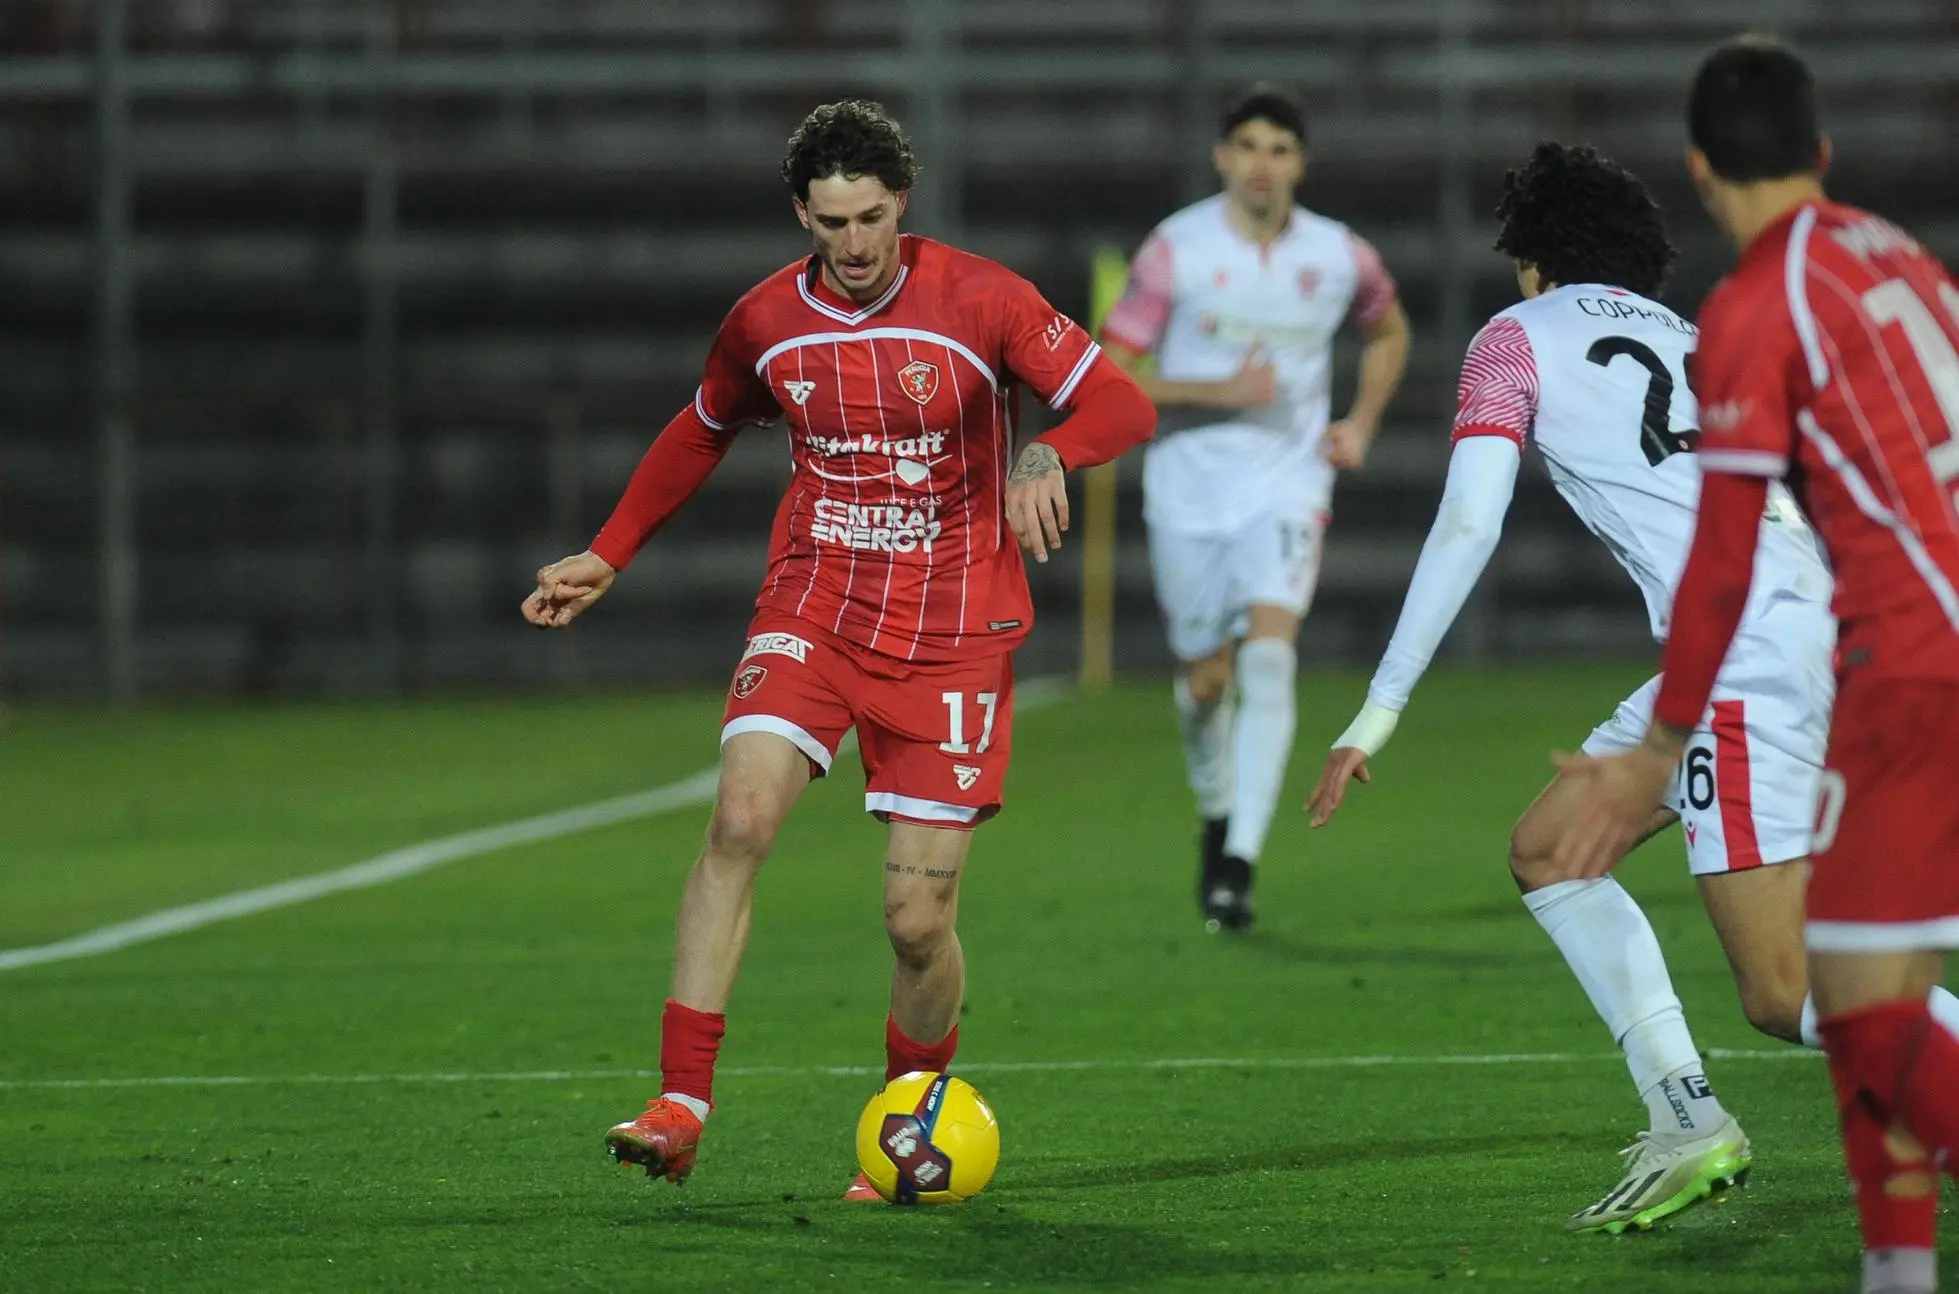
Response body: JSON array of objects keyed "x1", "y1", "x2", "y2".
[
  {"x1": 1454, "y1": 284, "x2": 1833, "y2": 639},
  {"x1": 1103, "y1": 194, "x2": 1399, "y2": 534}
]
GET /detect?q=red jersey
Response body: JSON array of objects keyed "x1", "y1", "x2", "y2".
[
  {"x1": 695, "y1": 235, "x2": 1104, "y2": 662},
  {"x1": 1693, "y1": 202, "x2": 1959, "y2": 682}
]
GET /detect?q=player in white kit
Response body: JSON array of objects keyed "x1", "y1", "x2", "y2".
[
  {"x1": 1101, "y1": 85, "x2": 1411, "y2": 931},
  {"x1": 1306, "y1": 142, "x2": 1955, "y2": 1234}
]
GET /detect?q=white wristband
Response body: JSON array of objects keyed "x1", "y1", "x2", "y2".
[{"x1": 1332, "y1": 700, "x2": 1401, "y2": 757}]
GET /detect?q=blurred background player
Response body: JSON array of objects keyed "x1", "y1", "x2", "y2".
[
  {"x1": 1100, "y1": 84, "x2": 1411, "y2": 932},
  {"x1": 522, "y1": 100, "x2": 1154, "y2": 1199},
  {"x1": 1308, "y1": 139, "x2": 1941, "y2": 1235},
  {"x1": 1560, "y1": 39, "x2": 1959, "y2": 1294}
]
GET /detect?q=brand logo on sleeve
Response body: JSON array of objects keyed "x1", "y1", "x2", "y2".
[
  {"x1": 784, "y1": 380, "x2": 817, "y2": 406},
  {"x1": 1043, "y1": 313, "x2": 1076, "y2": 351},
  {"x1": 897, "y1": 361, "x2": 940, "y2": 405}
]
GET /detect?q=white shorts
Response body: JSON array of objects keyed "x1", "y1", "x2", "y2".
[
  {"x1": 1148, "y1": 509, "x2": 1329, "y2": 661},
  {"x1": 1581, "y1": 597, "x2": 1835, "y2": 877}
]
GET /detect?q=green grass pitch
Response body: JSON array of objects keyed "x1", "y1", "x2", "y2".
[{"x1": 0, "y1": 669, "x2": 1905, "y2": 1291}]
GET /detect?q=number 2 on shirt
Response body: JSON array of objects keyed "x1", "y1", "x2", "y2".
[{"x1": 1586, "y1": 335, "x2": 1697, "y2": 467}]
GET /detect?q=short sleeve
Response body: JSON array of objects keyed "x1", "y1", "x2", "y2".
[
  {"x1": 996, "y1": 273, "x2": 1103, "y2": 410},
  {"x1": 694, "y1": 305, "x2": 783, "y2": 430},
  {"x1": 1452, "y1": 316, "x2": 1538, "y2": 448},
  {"x1": 1101, "y1": 232, "x2": 1175, "y2": 353},
  {"x1": 1344, "y1": 232, "x2": 1399, "y2": 330},
  {"x1": 1691, "y1": 281, "x2": 1800, "y2": 478}
]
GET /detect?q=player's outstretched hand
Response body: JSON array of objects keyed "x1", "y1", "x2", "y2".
[
  {"x1": 1305, "y1": 747, "x2": 1371, "y2": 827},
  {"x1": 1006, "y1": 442, "x2": 1069, "y2": 564},
  {"x1": 1217, "y1": 349, "x2": 1278, "y2": 409},
  {"x1": 1549, "y1": 745, "x2": 1674, "y2": 879},
  {"x1": 1322, "y1": 416, "x2": 1377, "y2": 472},
  {"x1": 521, "y1": 549, "x2": 617, "y2": 629}
]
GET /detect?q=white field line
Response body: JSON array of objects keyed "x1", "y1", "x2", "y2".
[
  {"x1": 0, "y1": 1047, "x2": 1818, "y2": 1092},
  {"x1": 0, "y1": 679, "x2": 1072, "y2": 974}
]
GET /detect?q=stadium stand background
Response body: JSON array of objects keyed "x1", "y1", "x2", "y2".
[{"x1": 2, "y1": 0, "x2": 1953, "y2": 695}]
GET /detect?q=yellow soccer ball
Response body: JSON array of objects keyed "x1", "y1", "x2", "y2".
[{"x1": 854, "y1": 1071, "x2": 999, "y2": 1204}]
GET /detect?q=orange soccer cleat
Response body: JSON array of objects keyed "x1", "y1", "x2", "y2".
[
  {"x1": 604, "y1": 1098, "x2": 704, "y2": 1184},
  {"x1": 842, "y1": 1170, "x2": 886, "y2": 1202}
]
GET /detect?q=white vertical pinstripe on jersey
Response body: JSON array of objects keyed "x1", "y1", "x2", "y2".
[
  {"x1": 826, "y1": 341, "x2": 861, "y2": 635},
  {"x1": 1785, "y1": 208, "x2": 1959, "y2": 630},
  {"x1": 761, "y1": 350, "x2": 797, "y2": 604},
  {"x1": 865, "y1": 339, "x2": 897, "y2": 655},
  {"x1": 899, "y1": 337, "x2": 938, "y2": 659},
  {"x1": 944, "y1": 340, "x2": 972, "y2": 648}
]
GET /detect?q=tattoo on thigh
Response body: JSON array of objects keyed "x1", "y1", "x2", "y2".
[{"x1": 885, "y1": 861, "x2": 958, "y2": 880}]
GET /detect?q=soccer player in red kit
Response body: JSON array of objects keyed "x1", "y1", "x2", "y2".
[
  {"x1": 1559, "y1": 38, "x2": 1959, "y2": 1293},
  {"x1": 520, "y1": 100, "x2": 1153, "y2": 1197}
]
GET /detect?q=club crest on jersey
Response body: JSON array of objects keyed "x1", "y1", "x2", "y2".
[
  {"x1": 783, "y1": 380, "x2": 817, "y2": 407},
  {"x1": 953, "y1": 764, "x2": 982, "y2": 791},
  {"x1": 1296, "y1": 268, "x2": 1320, "y2": 297},
  {"x1": 731, "y1": 664, "x2": 768, "y2": 699},
  {"x1": 898, "y1": 360, "x2": 940, "y2": 406}
]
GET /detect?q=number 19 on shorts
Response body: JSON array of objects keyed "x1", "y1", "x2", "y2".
[{"x1": 939, "y1": 692, "x2": 999, "y2": 755}]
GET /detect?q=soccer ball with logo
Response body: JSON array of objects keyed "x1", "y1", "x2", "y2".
[{"x1": 853, "y1": 1071, "x2": 999, "y2": 1204}]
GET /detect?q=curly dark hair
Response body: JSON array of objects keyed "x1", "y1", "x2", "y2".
[
  {"x1": 1493, "y1": 142, "x2": 1675, "y2": 297},
  {"x1": 780, "y1": 99, "x2": 918, "y2": 201}
]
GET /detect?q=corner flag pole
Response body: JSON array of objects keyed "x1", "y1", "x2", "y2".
[{"x1": 1080, "y1": 245, "x2": 1132, "y2": 692}]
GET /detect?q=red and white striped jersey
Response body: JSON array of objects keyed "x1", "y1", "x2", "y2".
[
  {"x1": 1452, "y1": 284, "x2": 1828, "y2": 642},
  {"x1": 698, "y1": 235, "x2": 1102, "y2": 662},
  {"x1": 1694, "y1": 202, "x2": 1959, "y2": 681}
]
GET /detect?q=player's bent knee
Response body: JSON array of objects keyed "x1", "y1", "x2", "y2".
[
  {"x1": 705, "y1": 787, "x2": 787, "y2": 866},
  {"x1": 883, "y1": 896, "x2": 955, "y2": 967},
  {"x1": 1735, "y1": 965, "x2": 1808, "y2": 1043},
  {"x1": 1507, "y1": 824, "x2": 1559, "y2": 892}
]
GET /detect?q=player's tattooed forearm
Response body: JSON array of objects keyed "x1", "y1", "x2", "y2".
[
  {"x1": 885, "y1": 862, "x2": 959, "y2": 880},
  {"x1": 1008, "y1": 442, "x2": 1062, "y2": 484}
]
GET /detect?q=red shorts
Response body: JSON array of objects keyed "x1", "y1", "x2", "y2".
[
  {"x1": 720, "y1": 614, "x2": 1014, "y2": 830},
  {"x1": 1806, "y1": 675, "x2": 1959, "y2": 952}
]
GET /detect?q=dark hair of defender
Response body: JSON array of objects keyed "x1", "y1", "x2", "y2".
[
  {"x1": 1687, "y1": 35, "x2": 1823, "y2": 183},
  {"x1": 780, "y1": 99, "x2": 919, "y2": 201},
  {"x1": 1494, "y1": 142, "x2": 1676, "y2": 299},
  {"x1": 1219, "y1": 83, "x2": 1307, "y2": 147}
]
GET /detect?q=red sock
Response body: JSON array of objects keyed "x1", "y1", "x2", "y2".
[
  {"x1": 659, "y1": 999, "x2": 726, "y2": 1109},
  {"x1": 885, "y1": 1015, "x2": 958, "y2": 1082},
  {"x1": 1822, "y1": 999, "x2": 1959, "y2": 1166},
  {"x1": 1828, "y1": 1046, "x2": 1938, "y2": 1252}
]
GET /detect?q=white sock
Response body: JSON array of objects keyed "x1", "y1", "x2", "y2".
[
  {"x1": 662, "y1": 1091, "x2": 710, "y2": 1123},
  {"x1": 1799, "y1": 985, "x2": 1959, "y2": 1049},
  {"x1": 1863, "y1": 1247, "x2": 1937, "y2": 1294},
  {"x1": 1222, "y1": 637, "x2": 1296, "y2": 862},
  {"x1": 1173, "y1": 673, "x2": 1235, "y2": 821},
  {"x1": 1523, "y1": 878, "x2": 1728, "y2": 1134}
]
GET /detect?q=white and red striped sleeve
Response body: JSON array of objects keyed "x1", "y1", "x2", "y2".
[
  {"x1": 1452, "y1": 316, "x2": 1538, "y2": 448},
  {"x1": 1100, "y1": 232, "x2": 1175, "y2": 353},
  {"x1": 1344, "y1": 231, "x2": 1399, "y2": 330}
]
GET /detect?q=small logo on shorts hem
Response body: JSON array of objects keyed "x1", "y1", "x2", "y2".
[
  {"x1": 1684, "y1": 822, "x2": 1698, "y2": 847},
  {"x1": 742, "y1": 632, "x2": 812, "y2": 664},
  {"x1": 731, "y1": 664, "x2": 768, "y2": 699},
  {"x1": 988, "y1": 620, "x2": 1022, "y2": 632},
  {"x1": 953, "y1": 765, "x2": 982, "y2": 791}
]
